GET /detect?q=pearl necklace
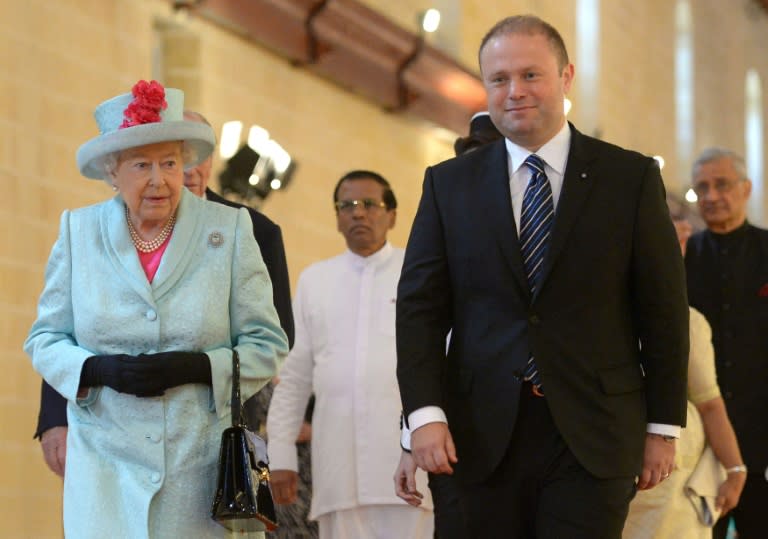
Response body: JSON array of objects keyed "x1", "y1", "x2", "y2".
[{"x1": 125, "y1": 205, "x2": 176, "y2": 253}]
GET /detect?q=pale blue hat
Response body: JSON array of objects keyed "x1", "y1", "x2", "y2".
[{"x1": 76, "y1": 81, "x2": 216, "y2": 179}]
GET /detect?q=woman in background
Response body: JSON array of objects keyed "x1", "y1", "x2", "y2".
[{"x1": 622, "y1": 217, "x2": 745, "y2": 539}]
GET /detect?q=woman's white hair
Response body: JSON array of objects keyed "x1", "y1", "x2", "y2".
[{"x1": 101, "y1": 141, "x2": 197, "y2": 183}]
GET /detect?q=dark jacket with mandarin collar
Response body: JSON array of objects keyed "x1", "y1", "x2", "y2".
[{"x1": 685, "y1": 223, "x2": 768, "y2": 474}]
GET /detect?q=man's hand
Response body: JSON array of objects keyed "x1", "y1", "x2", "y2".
[
  {"x1": 716, "y1": 473, "x2": 746, "y2": 516},
  {"x1": 637, "y1": 434, "x2": 676, "y2": 490},
  {"x1": 411, "y1": 422, "x2": 457, "y2": 475},
  {"x1": 40, "y1": 426, "x2": 67, "y2": 478},
  {"x1": 393, "y1": 451, "x2": 424, "y2": 506},
  {"x1": 271, "y1": 469, "x2": 298, "y2": 505}
]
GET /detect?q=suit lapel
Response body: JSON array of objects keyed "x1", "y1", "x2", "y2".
[
  {"x1": 101, "y1": 196, "x2": 155, "y2": 305},
  {"x1": 479, "y1": 140, "x2": 530, "y2": 299},
  {"x1": 152, "y1": 189, "x2": 204, "y2": 299},
  {"x1": 537, "y1": 127, "x2": 598, "y2": 295}
]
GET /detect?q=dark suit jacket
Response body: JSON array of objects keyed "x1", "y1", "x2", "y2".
[
  {"x1": 685, "y1": 224, "x2": 768, "y2": 473},
  {"x1": 35, "y1": 189, "x2": 294, "y2": 437},
  {"x1": 396, "y1": 125, "x2": 689, "y2": 483}
]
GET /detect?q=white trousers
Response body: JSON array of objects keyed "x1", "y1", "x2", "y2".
[{"x1": 317, "y1": 504, "x2": 434, "y2": 539}]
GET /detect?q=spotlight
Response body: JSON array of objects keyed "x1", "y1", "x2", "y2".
[
  {"x1": 420, "y1": 9, "x2": 441, "y2": 33},
  {"x1": 218, "y1": 139, "x2": 297, "y2": 203},
  {"x1": 219, "y1": 121, "x2": 243, "y2": 159}
]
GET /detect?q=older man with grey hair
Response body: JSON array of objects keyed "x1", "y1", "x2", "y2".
[{"x1": 685, "y1": 147, "x2": 767, "y2": 539}]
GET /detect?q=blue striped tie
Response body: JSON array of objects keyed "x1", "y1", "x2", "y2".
[{"x1": 520, "y1": 154, "x2": 553, "y2": 389}]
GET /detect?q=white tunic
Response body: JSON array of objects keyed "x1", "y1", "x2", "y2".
[{"x1": 267, "y1": 243, "x2": 432, "y2": 520}]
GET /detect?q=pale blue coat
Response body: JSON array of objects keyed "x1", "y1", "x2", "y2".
[{"x1": 25, "y1": 189, "x2": 288, "y2": 538}]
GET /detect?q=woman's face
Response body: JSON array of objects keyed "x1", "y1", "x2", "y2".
[{"x1": 111, "y1": 141, "x2": 184, "y2": 228}]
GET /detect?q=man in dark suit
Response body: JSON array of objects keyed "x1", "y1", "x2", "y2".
[
  {"x1": 35, "y1": 110, "x2": 295, "y2": 477},
  {"x1": 396, "y1": 15, "x2": 689, "y2": 538},
  {"x1": 684, "y1": 147, "x2": 765, "y2": 539}
]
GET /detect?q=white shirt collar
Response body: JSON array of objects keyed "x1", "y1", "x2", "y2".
[
  {"x1": 505, "y1": 121, "x2": 571, "y2": 175},
  {"x1": 345, "y1": 241, "x2": 393, "y2": 269}
]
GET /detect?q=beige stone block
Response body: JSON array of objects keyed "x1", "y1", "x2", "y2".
[
  {"x1": 0, "y1": 310, "x2": 37, "y2": 355},
  {"x1": 0, "y1": 425, "x2": 63, "y2": 537},
  {"x1": 0, "y1": 170, "x2": 20, "y2": 218},
  {"x1": 162, "y1": 30, "x2": 201, "y2": 70},
  {"x1": 0, "y1": 263, "x2": 45, "y2": 308},
  {"x1": 39, "y1": 136, "x2": 81, "y2": 185}
]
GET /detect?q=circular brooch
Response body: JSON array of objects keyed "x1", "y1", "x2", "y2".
[{"x1": 208, "y1": 231, "x2": 224, "y2": 248}]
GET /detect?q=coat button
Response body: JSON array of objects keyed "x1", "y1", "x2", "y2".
[
  {"x1": 146, "y1": 309, "x2": 157, "y2": 321},
  {"x1": 149, "y1": 433, "x2": 162, "y2": 443},
  {"x1": 528, "y1": 314, "x2": 540, "y2": 325},
  {"x1": 150, "y1": 472, "x2": 161, "y2": 483}
]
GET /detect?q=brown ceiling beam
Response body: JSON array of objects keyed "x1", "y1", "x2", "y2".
[{"x1": 170, "y1": 0, "x2": 486, "y2": 133}]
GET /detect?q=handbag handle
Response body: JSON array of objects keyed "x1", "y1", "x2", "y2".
[{"x1": 231, "y1": 350, "x2": 243, "y2": 427}]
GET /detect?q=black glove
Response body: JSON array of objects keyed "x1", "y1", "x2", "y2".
[
  {"x1": 80, "y1": 352, "x2": 211, "y2": 397},
  {"x1": 137, "y1": 351, "x2": 212, "y2": 392}
]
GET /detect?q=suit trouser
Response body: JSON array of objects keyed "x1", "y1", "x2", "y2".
[
  {"x1": 712, "y1": 472, "x2": 768, "y2": 539},
  {"x1": 458, "y1": 385, "x2": 636, "y2": 539},
  {"x1": 428, "y1": 472, "x2": 469, "y2": 539}
]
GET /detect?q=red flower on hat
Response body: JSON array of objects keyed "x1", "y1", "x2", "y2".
[{"x1": 119, "y1": 80, "x2": 167, "y2": 129}]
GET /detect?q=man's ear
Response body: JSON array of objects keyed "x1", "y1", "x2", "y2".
[{"x1": 388, "y1": 210, "x2": 397, "y2": 230}]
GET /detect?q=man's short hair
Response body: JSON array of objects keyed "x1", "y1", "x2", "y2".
[
  {"x1": 479, "y1": 15, "x2": 569, "y2": 72},
  {"x1": 184, "y1": 110, "x2": 217, "y2": 144},
  {"x1": 692, "y1": 147, "x2": 748, "y2": 182},
  {"x1": 333, "y1": 170, "x2": 397, "y2": 210}
]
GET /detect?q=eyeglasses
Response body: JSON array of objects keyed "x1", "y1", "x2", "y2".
[
  {"x1": 692, "y1": 179, "x2": 743, "y2": 197},
  {"x1": 334, "y1": 198, "x2": 388, "y2": 213}
]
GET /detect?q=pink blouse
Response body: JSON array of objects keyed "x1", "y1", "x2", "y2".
[{"x1": 137, "y1": 233, "x2": 172, "y2": 282}]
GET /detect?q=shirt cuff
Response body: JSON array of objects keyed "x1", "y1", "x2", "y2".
[
  {"x1": 265, "y1": 440, "x2": 298, "y2": 472},
  {"x1": 407, "y1": 406, "x2": 447, "y2": 432},
  {"x1": 647, "y1": 423, "x2": 681, "y2": 438}
]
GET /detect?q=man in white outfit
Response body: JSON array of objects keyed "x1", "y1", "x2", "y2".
[{"x1": 267, "y1": 170, "x2": 433, "y2": 538}]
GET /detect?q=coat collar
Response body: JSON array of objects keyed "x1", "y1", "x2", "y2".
[
  {"x1": 537, "y1": 124, "x2": 599, "y2": 294},
  {"x1": 152, "y1": 189, "x2": 205, "y2": 298},
  {"x1": 100, "y1": 189, "x2": 205, "y2": 303},
  {"x1": 479, "y1": 138, "x2": 530, "y2": 300}
]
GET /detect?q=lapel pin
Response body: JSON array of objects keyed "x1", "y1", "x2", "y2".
[
  {"x1": 208, "y1": 231, "x2": 224, "y2": 248},
  {"x1": 580, "y1": 172, "x2": 588, "y2": 179}
]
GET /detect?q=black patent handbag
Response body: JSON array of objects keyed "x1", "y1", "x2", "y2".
[{"x1": 211, "y1": 351, "x2": 278, "y2": 532}]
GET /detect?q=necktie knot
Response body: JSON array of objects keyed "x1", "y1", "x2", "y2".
[{"x1": 524, "y1": 154, "x2": 546, "y2": 177}]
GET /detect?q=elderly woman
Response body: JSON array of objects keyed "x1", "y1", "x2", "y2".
[
  {"x1": 24, "y1": 80, "x2": 288, "y2": 537},
  {"x1": 622, "y1": 218, "x2": 746, "y2": 539}
]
